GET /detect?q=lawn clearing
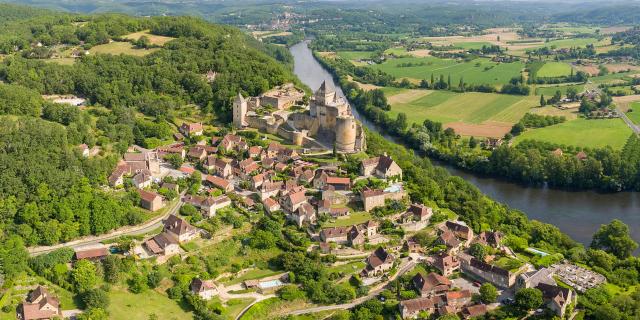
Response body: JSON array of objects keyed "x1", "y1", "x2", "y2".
[
  {"x1": 323, "y1": 212, "x2": 372, "y2": 227},
  {"x1": 515, "y1": 118, "x2": 632, "y2": 149},
  {"x1": 369, "y1": 56, "x2": 525, "y2": 85},
  {"x1": 536, "y1": 62, "x2": 574, "y2": 78},
  {"x1": 108, "y1": 287, "x2": 192, "y2": 320},
  {"x1": 124, "y1": 30, "x2": 176, "y2": 46},
  {"x1": 223, "y1": 268, "x2": 283, "y2": 285},
  {"x1": 90, "y1": 41, "x2": 159, "y2": 56}
]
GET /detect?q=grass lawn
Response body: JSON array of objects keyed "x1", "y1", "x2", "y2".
[
  {"x1": 223, "y1": 268, "x2": 282, "y2": 285},
  {"x1": 108, "y1": 287, "x2": 192, "y2": 320},
  {"x1": 536, "y1": 62, "x2": 574, "y2": 78},
  {"x1": 493, "y1": 257, "x2": 525, "y2": 272},
  {"x1": 239, "y1": 297, "x2": 311, "y2": 320},
  {"x1": 386, "y1": 90, "x2": 536, "y2": 125},
  {"x1": 124, "y1": 30, "x2": 176, "y2": 46},
  {"x1": 327, "y1": 261, "x2": 366, "y2": 275},
  {"x1": 626, "y1": 102, "x2": 640, "y2": 125},
  {"x1": 537, "y1": 37, "x2": 603, "y2": 50},
  {"x1": 515, "y1": 118, "x2": 632, "y2": 149},
  {"x1": 323, "y1": 212, "x2": 372, "y2": 228},
  {"x1": 370, "y1": 56, "x2": 525, "y2": 85},
  {"x1": 90, "y1": 41, "x2": 159, "y2": 56},
  {"x1": 452, "y1": 41, "x2": 493, "y2": 50}
]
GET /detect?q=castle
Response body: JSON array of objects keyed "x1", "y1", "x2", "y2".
[{"x1": 233, "y1": 81, "x2": 365, "y2": 153}]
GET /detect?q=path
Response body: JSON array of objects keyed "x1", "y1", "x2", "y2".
[
  {"x1": 28, "y1": 193, "x2": 185, "y2": 256},
  {"x1": 613, "y1": 95, "x2": 640, "y2": 135},
  {"x1": 285, "y1": 259, "x2": 416, "y2": 316}
]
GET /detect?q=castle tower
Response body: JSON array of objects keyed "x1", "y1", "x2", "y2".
[
  {"x1": 233, "y1": 93, "x2": 247, "y2": 128},
  {"x1": 315, "y1": 80, "x2": 336, "y2": 106},
  {"x1": 335, "y1": 116, "x2": 357, "y2": 152}
]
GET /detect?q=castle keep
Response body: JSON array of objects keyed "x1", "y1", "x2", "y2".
[{"x1": 233, "y1": 81, "x2": 365, "y2": 153}]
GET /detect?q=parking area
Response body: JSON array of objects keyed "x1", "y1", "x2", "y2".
[{"x1": 452, "y1": 276, "x2": 480, "y2": 295}]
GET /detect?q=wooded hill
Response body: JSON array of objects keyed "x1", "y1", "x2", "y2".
[{"x1": 0, "y1": 4, "x2": 298, "y2": 249}]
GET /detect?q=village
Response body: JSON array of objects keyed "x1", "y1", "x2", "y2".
[{"x1": 16, "y1": 84, "x2": 607, "y2": 320}]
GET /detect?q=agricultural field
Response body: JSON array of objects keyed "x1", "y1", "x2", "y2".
[
  {"x1": 535, "y1": 84, "x2": 584, "y2": 96},
  {"x1": 337, "y1": 51, "x2": 375, "y2": 61},
  {"x1": 90, "y1": 41, "x2": 159, "y2": 56},
  {"x1": 384, "y1": 89, "x2": 538, "y2": 137},
  {"x1": 590, "y1": 71, "x2": 638, "y2": 84},
  {"x1": 369, "y1": 56, "x2": 525, "y2": 85},
  {"x1": 123, "y1": 30, "x2": 176, "y2": 46},
  {"x1": 536, "y1": 62, "x2": 574, "y2": 78},
  {"x1": 515, "y1": 118, "x2": 632, "y2": 149}
]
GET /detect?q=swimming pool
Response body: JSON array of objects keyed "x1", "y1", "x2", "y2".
[
  {"x1": 258, "y1": 279, "x2": 284, "y2": 289},
  {"x1": 526, "y1": 248, "x2": 550, "y2": 257}
]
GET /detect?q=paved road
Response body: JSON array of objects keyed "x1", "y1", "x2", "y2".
[
  {"x1": 617, "y1": 106, "x2": 640, "y2": 135},
  {"x1": 285, "y1": 259, "x2": 416, "y2": 316},
  {"x1": 27, "y1": 194, "x2": 185, "y2": 256}
]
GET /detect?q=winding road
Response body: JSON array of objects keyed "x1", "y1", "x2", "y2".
[
  {"x1": 27, "y1": 194, "x2": 185, "y2": 257},
  {"x1": 284, "y1": 259, "x2": 416, "y2": 316}
]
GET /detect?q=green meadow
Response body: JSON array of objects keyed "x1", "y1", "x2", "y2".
[
  {"x1": 536, "y1": 62, "x2": 574, "y2": 77},
  {"x1": 515, "y1": 118, "x2": 632, "y2": 149},
  {"x1": 627, "y1": 102, "x2": 640, "y2": 125},
  {"x1": 369, "y1": 56, "x2": 525, "y2": 85}
]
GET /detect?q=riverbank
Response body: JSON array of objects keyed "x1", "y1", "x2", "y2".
[{"x1": 289, "y1": 41, "x2": 640, "y2": 247}]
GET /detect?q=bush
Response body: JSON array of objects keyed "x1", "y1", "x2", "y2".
[{"x1": 80, "y1": 288, "x2": 110, "y2": 310}]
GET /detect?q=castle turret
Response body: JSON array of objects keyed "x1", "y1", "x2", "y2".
[
  {"x1": 233, "y1": 93, "x2": 247, "y2": 128},
  {"x1": 315, "y1": 80, "x2": 336, "y2": 106},
  {"x1": 335, "y1": 116, "x2": 357, "y2": 152}
]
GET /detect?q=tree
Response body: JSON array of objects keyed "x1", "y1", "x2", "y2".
[
  {"x1": 591, "y1": 220, "x2": 638, "y2": 259},
  {"x1": 540, "y1": 94, "x2": 546, "y2": 106},
  {"x1": 479, "y1": 283, "x2": 498, "y2": 303},
  {"x1": 81, "y1": 288, "x2": 110, "y2": 310},
  {"x1": 76, "y1": 308, "x2": 109, "y2": 320},
  {"x1": 515, "y1": 288, "x2": 543, "y2": 311},
  {"x1": 164, "y1": 154, "x2": 183, "y2": 169},
  {"x1": 128, "y1": 273, "x2": 149, "y2": 293},
  {"x1": 71, "y1": 260, "x2": 98, "y2": 293},
  {"x1": 0, "y1": 236, "x2": 28, "y2": 280},
  {"x1": 469, "y1": 243, "x2": 486, "y2": 261}
]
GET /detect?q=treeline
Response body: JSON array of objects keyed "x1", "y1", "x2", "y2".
[{"x1": 510, "y1": 113, "x2": 566, "y2": 135}]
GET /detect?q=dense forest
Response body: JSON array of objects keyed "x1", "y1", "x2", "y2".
[{"x1": 0, "y1": 4, "x2": 298, "y2": 248}]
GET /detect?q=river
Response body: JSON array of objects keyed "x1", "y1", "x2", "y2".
[{"x1": 290, "y1": 41, "x2": 640, "y2": 246}]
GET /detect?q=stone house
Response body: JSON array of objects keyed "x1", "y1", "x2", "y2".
[
  {"x1": 413, "y1": 272, "x2": 452, "y2": 297},
  {"x1": 138, "y1": 189, "x2": 164, "y2": 212},
  {"x1": 281, "y1": 190, "x2": 307, "y2": 213},
  {"x1": 361, "y1": 187, "x2": 406, "y2": 212},
  {"x1": 263, "y1": 197, "x2": 281, "y2": 214},
  {"x1": 445, "y1": 290, "x2": 472, "y2": 309},
  {"x1": 205, "y1": 175, "x2": 234, "y2": 193},
  {"x1": 537, "y1": 283, "x2": 576, "y2": 318},
  {"x1": 19, "y1": 286, "x2": 62, "y2": 320},
  {"x1": 398, "y1": 296, "x2": 445, "y2": 319},
  {"x1": 164, "y1": 214, "x2": 198, "y2": 243},
  {"x1": 361, "y1": 247, "x2": 395, "y2": 277},
  {"x1": 320, "y1": 226, "x2": 350, "y2": 244},
  {"x1": 191, "y1": 278, "x2": 219, "y2": 300},
  {"x1": 360, "y1": 154, "x2": 403, "y2": 180},
  {"x1": 458, "y1": 253, "x2": 518, "y2": 289},
  {"x1": 432, "y1": 253, "x2": 460, "y2": 277},
  {"x1": 183, "y1": 194, "x2": 232, "y2": 218},
  {"x1": 132, "y1": 169, "x2": 153, "y2": 189},
  {"x1": 144, "y1": 232, "x2": 180, "y2": 257},
  {"x1": 180, "y1": 122, "x2": 203, "y2": 137}
]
